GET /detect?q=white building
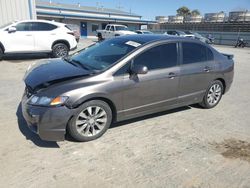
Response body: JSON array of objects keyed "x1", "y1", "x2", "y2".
[
  {"x1": 0, "y1": 0, "x2": 36, "y2": 26},
  {"x1": 204, "y1": 12, "x2": 226, "y2": 22},
  {"x1": 0, "y1": 0, "x2": 155, "y2": 38},
  {"x1": 36, "y1": 1, "x2": 154, "y2": 38}
]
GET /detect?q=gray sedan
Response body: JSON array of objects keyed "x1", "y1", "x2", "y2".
[{"x1": 22, "y1": 35, "x2": 234, "y2": 142}]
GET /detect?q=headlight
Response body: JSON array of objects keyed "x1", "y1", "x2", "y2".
[{"x1": 28, "y1": 96, "x2": 68, "y2": 106}]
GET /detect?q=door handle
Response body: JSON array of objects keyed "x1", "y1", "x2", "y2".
[
  {"x1": 204, "y1": 66, "x2": 211, "y2": 72},
  {"x1": 26, "y1": 34, "x2": 32, "y2": 36},
  {"x1": 168, "y1": 72, "x2": 176, "y2": 79}
]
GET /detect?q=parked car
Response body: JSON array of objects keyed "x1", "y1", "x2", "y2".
[
  {"x1": 0, "y1": 20, "x2": 77, "y2": 60},
  {"x1": 22, "y1": 35, "x2": 234, "y2": 142},
  {"x1": 184, "y1": 31, "x2": 210, "y2": 44},
  {"x1": 135, "y1": 30, "x2": 154, "y2": 34},
  {"x1": 96, "y1": 24, "x2": 136, "y2": 41},
  {"x1": 164, "y1": 30, "x2": 194, "y2": 38},
  {"x1": 66, "y1": 24, "x2": 80, "y2": 43}
]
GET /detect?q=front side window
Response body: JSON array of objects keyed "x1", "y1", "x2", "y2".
[
  {"x1": 15, "y1": 23, "x2": 32, "y2": 31},
  {"x1": 133, "y1": 43, "x2": 178, "y2": 70},
  {"x1": 182, "y1": 42, "x2": 207, "y2": 64}
]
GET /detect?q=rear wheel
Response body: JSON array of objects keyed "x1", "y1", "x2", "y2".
[
  {"x1": 52, "y1": 43, "x2": 69, "y2": 58},
  {"x1": 0, "y1": 47, "x2": 3, "y2": 61},
  {"x1": 68, "y1": 100, "x2": 112, "y2": 142},
  {"x1": 199, "y1": 80, "x2": 224, "y2": 109}
]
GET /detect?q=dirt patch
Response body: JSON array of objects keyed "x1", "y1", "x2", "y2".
[{"x1": 213, "y1": 139, "x2": 250, "y2": 162}]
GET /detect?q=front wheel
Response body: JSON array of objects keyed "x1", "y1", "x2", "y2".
[
  {"x1": 52, "y1": 43, "x2": 69, "y2": 58},
  {"x1": 0, "y1": 48, "x2": 3, "y2": 61},
  {"x1": 68, "y1": 100, "x2": 112, "y2": 142},
  {"x1": 199, "y1": 80, "x2": 224, "y2": 109}
]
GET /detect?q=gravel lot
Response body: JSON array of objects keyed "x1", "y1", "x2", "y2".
[{"x1": 0, "y1": 40, "x2": 250, "y2": 188}]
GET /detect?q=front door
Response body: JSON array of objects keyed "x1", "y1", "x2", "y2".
[
  {"x1": 80, "y1": 22, "x2": 87, "y2": 37},
  {"x1": 3, "y1": 22, "x2": 34, "y2": 52},
  {"x1": 120, "y1": 43, "x2": 180, "y2": 119}
]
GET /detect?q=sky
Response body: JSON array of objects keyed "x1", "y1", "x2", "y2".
[{"x1": 44, "y1": 0, "x2": 250, "y2": 20}]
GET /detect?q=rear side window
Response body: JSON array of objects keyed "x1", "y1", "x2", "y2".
[
  {"x1": 207, "y1": 48, "x2": 214, "y2": 61},
  {"x1": 182, "y1": 42, "x2": 208, "y2": 64},
  {"x1": 32, "y1": 22, "x2": 57, "y2": 31},
  {"x1": 133, "y1": 43, "x2": 178, "y2": 70}
]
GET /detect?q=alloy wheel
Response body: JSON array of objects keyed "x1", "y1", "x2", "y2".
[
  {"x1": 55, "y1": 45, "x2": 68, "y2": 57},
  {"x1": 75, "y1": 106, "x2": 108, "y2": 137},
  {"x1": 207, "y1": 83, "x2": 222, "y2": 106}
]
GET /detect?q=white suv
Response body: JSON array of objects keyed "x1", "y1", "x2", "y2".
[{"x1": 0, "y1": 20, "x2": 77, "y2": 60}]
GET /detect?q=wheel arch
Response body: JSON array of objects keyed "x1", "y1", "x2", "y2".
[
  {"x1": 0, "y1": 42, "x2": 5, "y2": 52},
  {"x1": 70, "y1": 95, "x2": 117, "y2": 123},
  {"x1": 214, "y1": 78, "x2": 226, "y2": 94},
  {"x1": 51, "y1": 40, "x2": 70, "y2": 50}
]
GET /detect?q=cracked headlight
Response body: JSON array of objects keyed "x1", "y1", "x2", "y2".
[{"x1": 28, "y1": 96, "x2": 68, "y2": 106}]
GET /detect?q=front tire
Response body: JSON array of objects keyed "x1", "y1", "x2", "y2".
[
  {"x1": 52, "y1": 43, "x2": 69, "y2": 58},
  {"x1": 68, "y1": 100, "x2": 112, "y2": 142},
  {"x1": 199, "y1": 80, "x2": 224, "y2": 109},
  {"x1": 0, "y1": 47, "x2": 3, "y2": 61}
]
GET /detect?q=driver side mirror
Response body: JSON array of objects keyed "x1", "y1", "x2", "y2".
[
  {"x1": 130, "y1": 64, "x2": 148, "y2": 75},
  {"x1": 8, "y1": 27, "x2": 16, "y2": 33}
]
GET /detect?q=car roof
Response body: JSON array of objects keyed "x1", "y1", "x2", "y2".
[
  {"x1": 115, "y1": 34, "x2": 196, "y2": 44},
  {"x1": 15, "y1": 20, "x2": 65, "y2": 26},
  {"x1": 107, "y1": 24, "x2": 127, "y2": 27}
]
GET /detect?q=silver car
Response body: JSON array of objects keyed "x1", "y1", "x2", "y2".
[{"x1": 22, "y1": 35, "x2": 234, "y2": 142}]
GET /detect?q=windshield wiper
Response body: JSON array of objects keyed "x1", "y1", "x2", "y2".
[{"x1": 63, "y1": 57, "x2": 92, "y2": 71}]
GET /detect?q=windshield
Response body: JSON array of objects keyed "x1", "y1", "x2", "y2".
[
  {"x1": 116, "y1": 26, "x2": 128, "y2": 31},
  {"x1": 69, "y1": 38, "x2": 139, "y2": 71},
  {"x1": 178, "y1": 31, "x2": 187, "y2": 35}
]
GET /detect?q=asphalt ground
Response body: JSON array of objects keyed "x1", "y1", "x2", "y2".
[{"x1": 0, "y1": 40, "x2": 250, "y2": 188}]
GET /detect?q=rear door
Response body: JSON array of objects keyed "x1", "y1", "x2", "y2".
[
  {"x1": 178, "y1": 42, "x2": 215, "y2": 104},
  {"x1": 119, "y1": 42, "x2": 180, "y2": 118},
  {"x1": 31, "y1": 22, "x2": 58, "y2": 52}
]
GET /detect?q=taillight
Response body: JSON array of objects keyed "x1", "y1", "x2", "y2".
[{"x1": 67, "y1": 32, "x2": 75, "y2": 36}]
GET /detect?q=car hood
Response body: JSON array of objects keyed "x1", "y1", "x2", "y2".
[{"x1": 24, "y1": 58, "x2": 92, "y2": 91}]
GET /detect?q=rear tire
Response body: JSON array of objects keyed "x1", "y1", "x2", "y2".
[
  {"x1": 68, "y1": 100, "x2": 112, "y2": 142},
  {"x1": 199, "y1": 80, "x2": 224, "y2": 109},
  {"x1": 52, "y1": 43, "x2": 69, "y2": 58},
  {"x1": 0, "y1": 47, "x2": 3, "y2": 61}
]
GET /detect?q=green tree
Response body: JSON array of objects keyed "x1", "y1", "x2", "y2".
[
  {"x1": 191, "y1": 9, "x2": 201, "y2": 16},
  {"x1": 176, "y1": 6, "x2": 191, "y2": 16}
]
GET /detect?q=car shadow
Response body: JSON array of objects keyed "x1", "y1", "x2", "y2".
[
  {"x1": 110, "y1": 106, "x2": 191, "y2": 129},
  {"x1": 16, "y1": 103, "x2": 60, "y2": 148},
  {"x1": 3, "y1": 53, "x2": 50, "y2": 62},
  {"x1": 65, "y1": 106, "x2": 192, "y2": 143}
]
